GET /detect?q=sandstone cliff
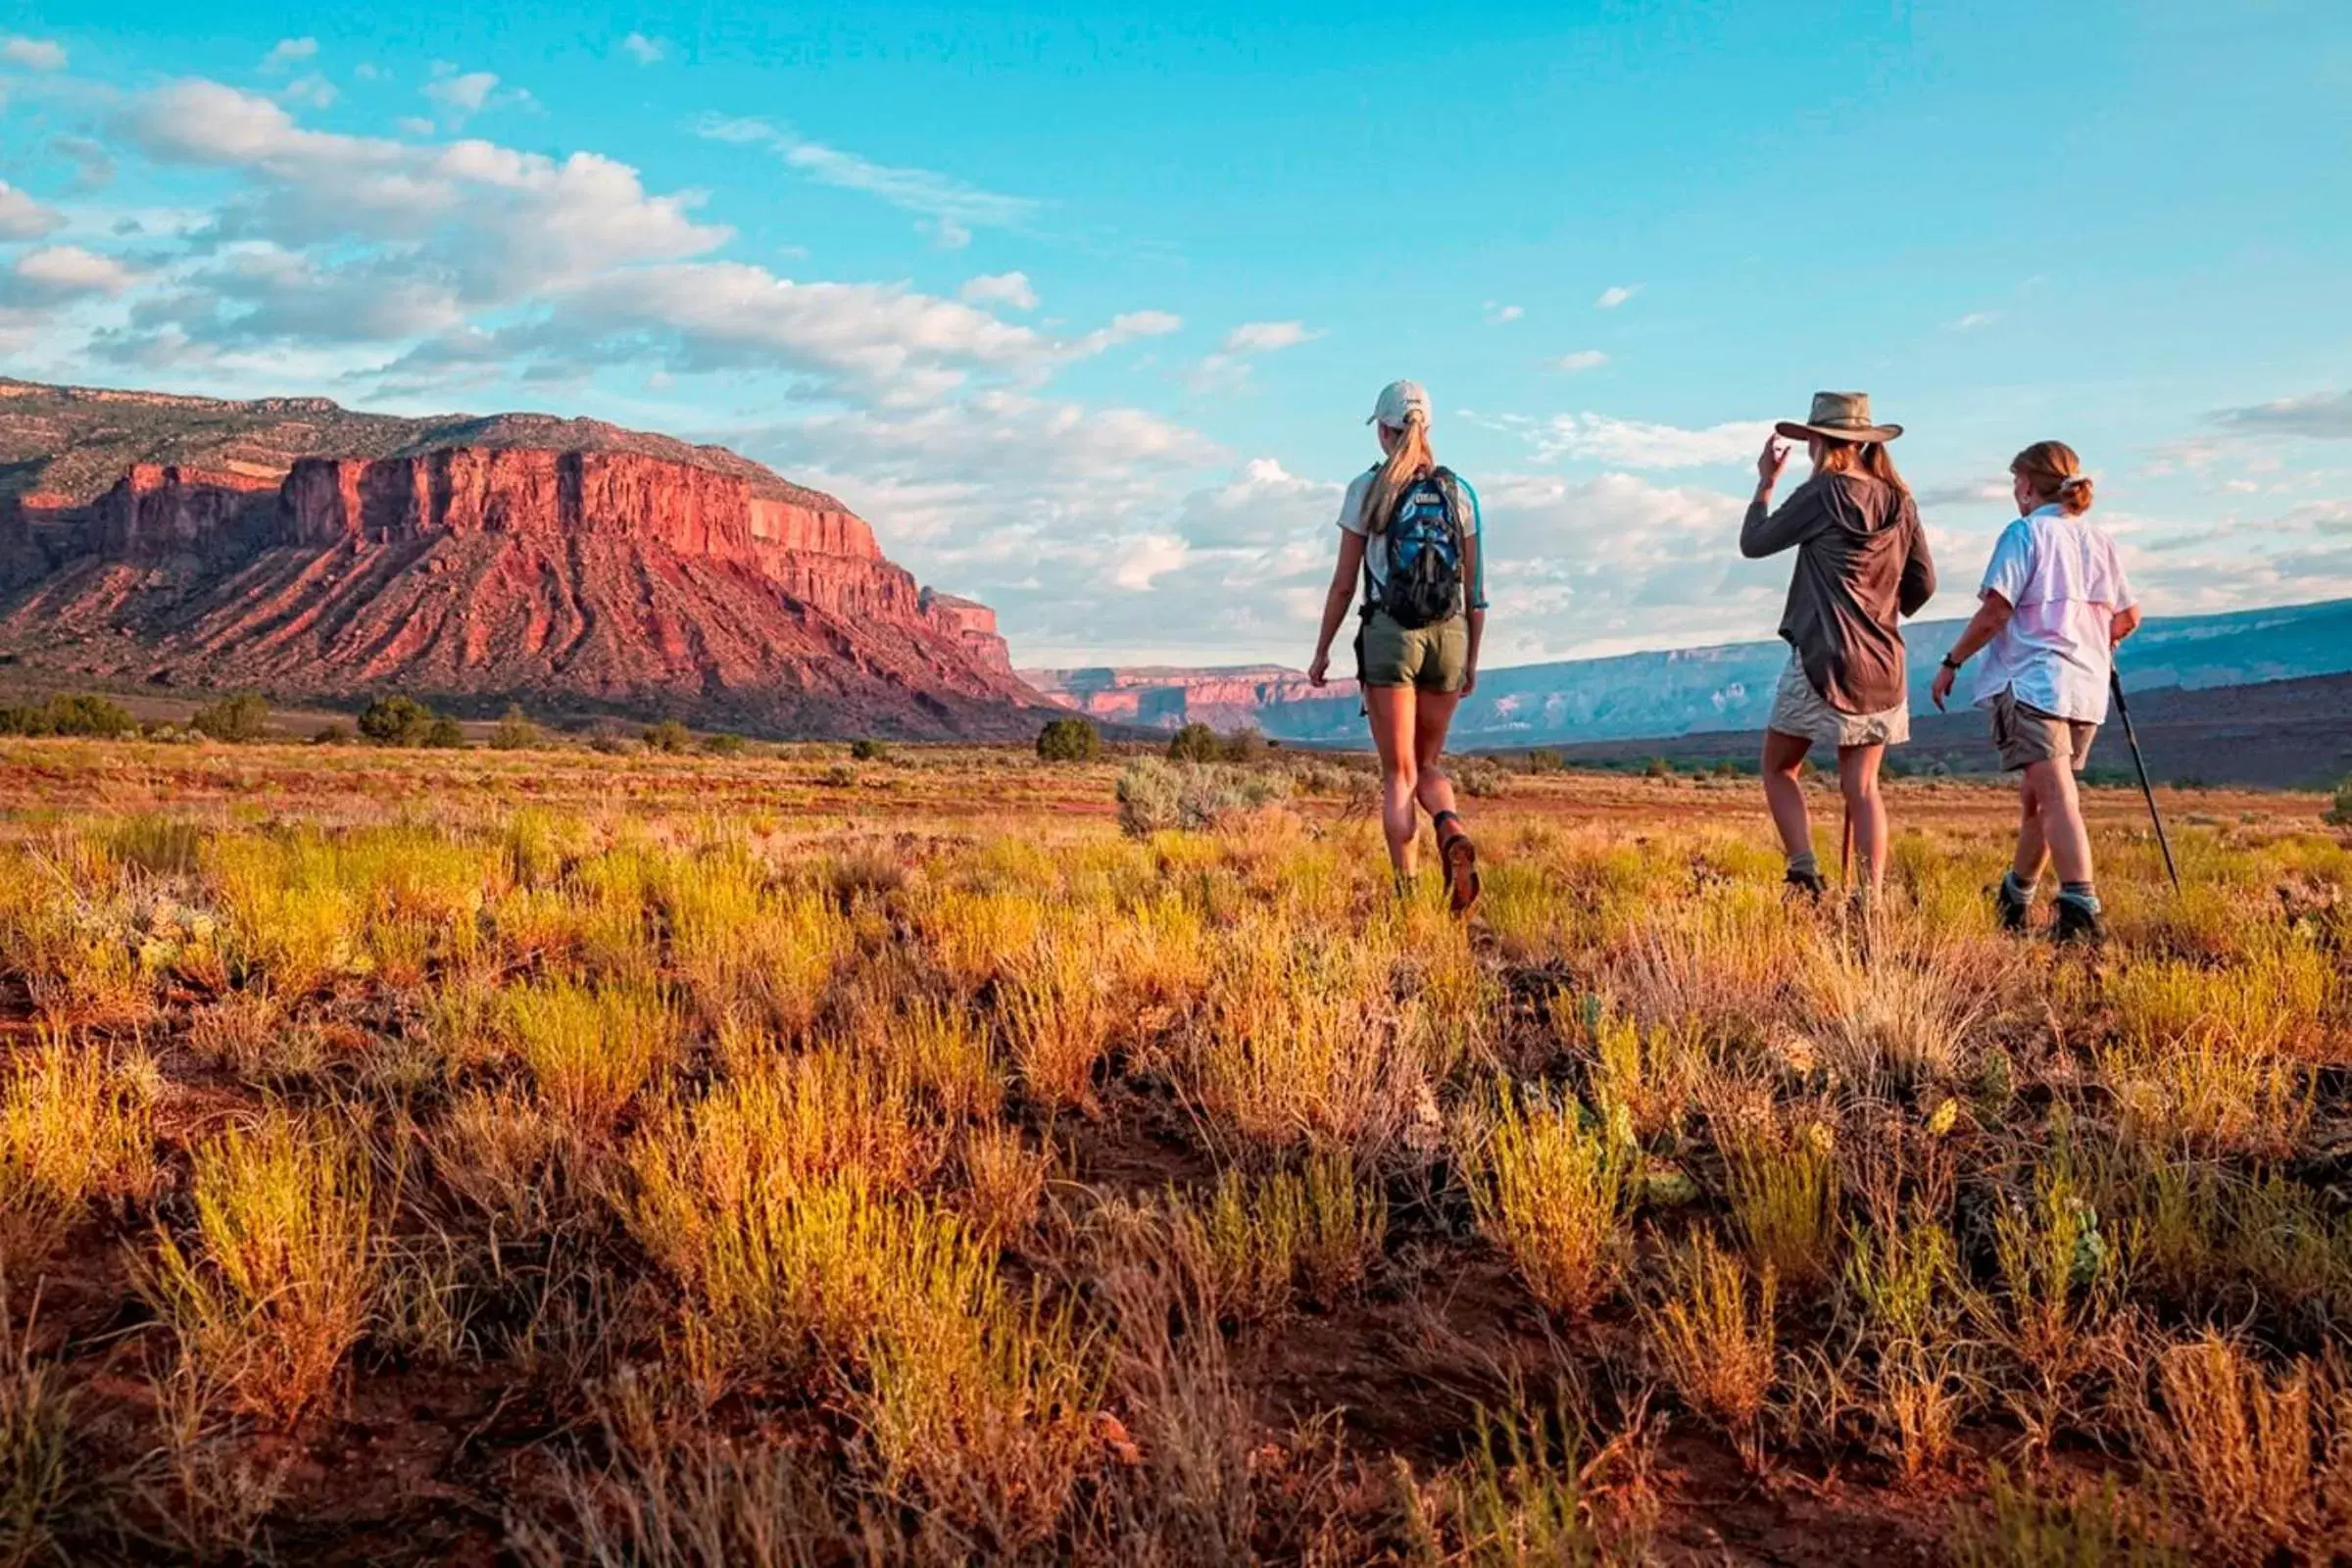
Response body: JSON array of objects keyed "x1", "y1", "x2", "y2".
[
  {"x1": 0, "y1": 379, "x2": 1040, "y2": 740},
  {"x1": 1022, "y1": 664, "x2": 1353, "y2": 731}
]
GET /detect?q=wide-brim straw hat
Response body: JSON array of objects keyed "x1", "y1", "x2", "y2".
[{"x1": 1775, "y1": 390, "x2": 1903, "y2": 444}]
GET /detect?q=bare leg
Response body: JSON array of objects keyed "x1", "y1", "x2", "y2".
[
  {"x1": 1364, "y1": 686, "x2": 1420, "y2": 877},
  {"x1": 1411, "y1": 689, "x2": 1463, "y2": 823},
  {"x1": 2024, "y1": 760, "x2": 2093, "y2": 885},
  {"x1": 2012, "y1": 774, "x2": 2050, "y2": 884},
  {"x1": 1761, "y1": 729, "x2": 1815, "y2": 861},
  {"x1": 1837, "y1": 743, "x2": 1888, "y2": 896}
]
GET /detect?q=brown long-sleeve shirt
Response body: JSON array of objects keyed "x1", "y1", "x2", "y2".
[{"x1": 1740, "y1": 470, "x2": 1936, "y2": 714}]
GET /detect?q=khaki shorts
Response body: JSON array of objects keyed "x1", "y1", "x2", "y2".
[
  {"x1": 1356, "y1": 610, "x2": 1468, "y2": 693},
  {"x1": 1991, "y1": 690, "x2": 2097, "y2": 772},
  {"x1": 1764, "y1": 655, "x2": 1909, "y2": 749}
]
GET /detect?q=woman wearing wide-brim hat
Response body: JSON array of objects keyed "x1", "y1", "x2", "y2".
[{"x1": 1740, "y1": 391, "x2": 1937, "y2": 901}]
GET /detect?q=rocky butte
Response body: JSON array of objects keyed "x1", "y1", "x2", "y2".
[{"x1": 0, "y1": 378, "x2": 1046, "y2": 739}]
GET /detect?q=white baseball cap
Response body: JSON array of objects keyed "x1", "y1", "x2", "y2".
[{"x1": 1367, "y1": 379, "x2": 1430, "y2": 428}]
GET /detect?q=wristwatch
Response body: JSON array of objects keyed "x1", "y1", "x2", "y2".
[{"x1": 1940, "y1": 655, "x2": 1963, "y2": 671}]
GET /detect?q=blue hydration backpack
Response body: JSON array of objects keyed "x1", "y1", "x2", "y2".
[{"x1": 1370, "y1": 468, "x2": 1465, "y2": 629}]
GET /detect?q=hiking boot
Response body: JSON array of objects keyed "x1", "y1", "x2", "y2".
[
  {"x1": 1437, "y1": 820, "x2": 1481, "y2": 917},
  {"x1": 1785, "y1": 864, "x2": 1829, "y2": 901},
  {"x1": 1995, "y1": 879, "x2": 2034, "y2": 934},
  {"x1": 2053, "y1": 895, "x2": 2105, "y2": 945}
]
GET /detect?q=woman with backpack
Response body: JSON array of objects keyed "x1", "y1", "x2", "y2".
[
  {"x1": 1306, "y1": 379, "x2": 1486, "y2": 913},
  {"x1": 1740, "y1": 392, "x2": 1936, "y2": 902},
  {"x1": 1930, "y1": 440, "x2": 2140, "y2": 942}
]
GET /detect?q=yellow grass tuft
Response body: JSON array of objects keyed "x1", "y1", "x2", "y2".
[
  {"x1": 1462, "y1": 1079, "x2": 1630, "y2": 1317},
  {"x1": 143, "y1": 1109, "x2": 374, "y2": 1426},
  {"x1": 503, "y1": 976, "x2": 679, "y2": 1131}
]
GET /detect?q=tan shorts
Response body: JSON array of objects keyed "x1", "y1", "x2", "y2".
[
  {"x1": 1764, "y1": 656, "x2": 1909, "y2": 749},
  {"x1": 1356, "y1": 611, "x2": 1468, "y2": 693},
  {"x1": 1991, "y1": 690, "x2": 2097, "y2": 772}
]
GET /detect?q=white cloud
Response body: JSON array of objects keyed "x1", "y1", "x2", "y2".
[
  {"x1": 959, "y1": 270, "x2": 1039, "y2": 311},
  {"x1": 0, "y1": 181, "x2": 63, "y2": 240},
  {"x1": 123, "y1": 80, "x2": 727, "y2": 307},
  {"x1": 697, "y1": 115, "x2": 1041, "y2": 240},
  {"x1": 1072, "y1": 309, "x2": 1181, "y2": 357},
  {"x1": 1512, "y1": 412, "x2": 1772, "y2": 468},
  {"x1": 2, "y1": 36, "x2": 67, "y2": 72},
  {"x1": 1913, "y1": 478, "x2": 2011, "y2": 509},
  {"x1": 281, "y1": 74, "x2": 337, "y2": 110},
  {"x1": 260, "y1": 37, "x2": 318, "y2": 73},
  {"x1": 920, "y1": 217, "x2": 972, "y2": 251},
  {"x1": 7, "y1": 246, "x2": 139, "y2": 300},
  {"x1": 425, "y1": 69, "x2": 500, "y2": 116},
  {"x1": 1484, "y1": 301, "x2": 1523, "y2": 324},
  {"x1": 419, "y1": 65, "x2": 531, "y2": 125},
  {"x1": 619, "y1": 32, "x2": 666, "y2": 65},
  {"x1": 1593, "y1": 284, "x2": 1640, "y2": 311},
  {"x1": 2213, "y1": 390, "x2": 2352, "y2": 439},
  {"x1": 84, "y1": 78, "x2": 1180, "y2": 407},
  {"x1": 1186, "y1": 318, "x2": 1318, "y2": 391},
  {"x1": 1218, "y1": 319, "x2": 1317, "y2": 355},
  {"x1": 1950, "y1": 310, "x2": 1998, "y2": 331},
  {"x1": 1550, "y1": 349, "x2": 1609, "y2": 373},
  {"x1": 50, "y1": 135, "x2": 114, "y2": 192},
  {"x1": 1111, "y1": 534, "x2": 1190, "y2": 590}
]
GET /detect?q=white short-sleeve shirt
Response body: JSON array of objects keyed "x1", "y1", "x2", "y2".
[{"x1": 1969, "y1": 505, "x2": 2138, "y2": 723}]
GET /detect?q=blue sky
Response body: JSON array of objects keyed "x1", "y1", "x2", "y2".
[{"x1": 3, "y1": 0, "x2": 2348, "y2": 667}]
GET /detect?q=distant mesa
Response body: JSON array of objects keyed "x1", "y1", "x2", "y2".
[
  {"x1": 1027, "y1": 597, "x2": 2352, "y2": 788},
  {"x1": 0, "y1": 377, "x2": 1047, "y2": 739},
  {"x1": 1022, "y1": 663, "x2": 1348, "y2": 733}
]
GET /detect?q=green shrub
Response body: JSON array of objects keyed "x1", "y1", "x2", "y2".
[
  {"x1": 422, "y1": 716, "x2": 467, "y2": 750},
  {"x1": 850, "y1": 738, "x2": 891, "y2": 761},
  {"x1": 1522, "y1": 749, "x2": 1564, "y2": 774},
  {"x1": 189, "y1": 692, "x2": 270, "y2": 743},
  {"x1": 2326, "y1": 779, "x2": 2352, "y2": 826},
  {"x1": 703, "y1": 732, "x2": 748, "y2": 759},
  {"x1": 1115, "y1": 759, "x2": 1292, "y2": 837},
  {"x1": 642, "y1": 718, "x2": 692, "y2": 755},
  {"x1": 1450, "y1": 756, "x2": 1509, "y2": 799},
  {"x1": 1169, "y1": 723, "x2": 1269, "y2": 763},
  {"x1": 587, "y1": 732, "x2": 633, "y2": 757},
  {"x1": 312, "y1": 723, "x2": 351, "y2": 746},
  {"x1": 488, "y1": 705, "x2": 541, "y2": 752},
  {"x1": 1167, "y1": 723, "x2": 1219, "y2": 762},
  {"x1": 0, "y1": 694, "x2": 140, "y2": 739},
  {"x1": 358, "y1": 695, "x2": 437, "y2": 747},
  {"x1": 1035, "y1": 717, "x2": 1101, "y2": 763}
]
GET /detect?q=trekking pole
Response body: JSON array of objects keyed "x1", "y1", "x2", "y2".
[{"x1": 2108, "y1": 667, "x2": 2181, "y2": 894}]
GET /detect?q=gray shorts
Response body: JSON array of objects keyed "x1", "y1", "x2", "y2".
[
  {"x1": 1991, "y1": 690, "x2": 2097, "y2": 772},
  {"x1": 1764, "y1": 655, "x2": 1909, "y2": 750}
]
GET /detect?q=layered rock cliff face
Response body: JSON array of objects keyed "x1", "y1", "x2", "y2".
[
  {"x1": 0, "y1": 379, "x2": 1042, "y2": 739},
  {"x1": 1022, "y1": 664, "x2": 1352, "y2": 732}
]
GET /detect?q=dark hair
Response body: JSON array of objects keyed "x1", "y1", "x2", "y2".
[{"x1": 2012, "y1": 440, "x2": 2093, "y2": 515}]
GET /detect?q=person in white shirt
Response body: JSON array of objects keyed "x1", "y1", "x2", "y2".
[
  {"x1": 1307, "y1": 379, "x2": 1488, "y2": 913},
  {"x1": 1931, "y1": 440, "x2": 2142, "y2": 941}
]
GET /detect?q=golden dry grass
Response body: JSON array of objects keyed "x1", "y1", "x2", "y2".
[{"x1": 0, "y1": 734, "x2": 2344, "y2": 1561}]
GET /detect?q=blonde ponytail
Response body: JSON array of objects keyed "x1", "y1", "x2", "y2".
[{"x1": 1358, "y1": 410, "x2": 1435, "y2": 535}]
